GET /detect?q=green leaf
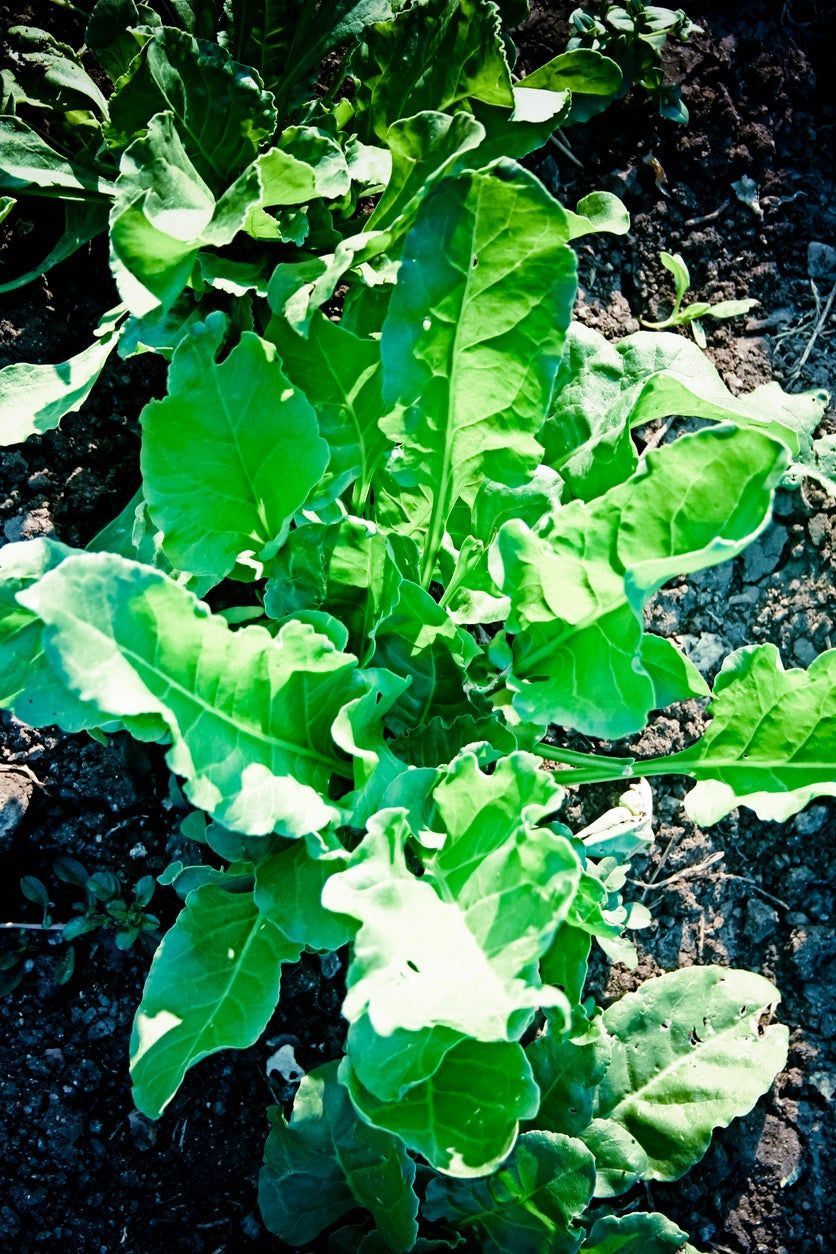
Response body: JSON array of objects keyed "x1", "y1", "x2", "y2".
[
  {"x1": 0, "y1": 541, "x2": 105, "y2": 732},
  {"x1": 644, "y1": 644, "x2": 836, "y2": 824},
  {"x1": 259, "y1": 1060, "x2": 418, "y2": 1250},
  {"x1": 109, "y1": 111, "x2": 261, "y2": 316},
  {"x1": 0, "y1": 196, "x2": 15, "y2": 225},
  {"x1": 4, "y1": 25, "x2": 109, "y2": 116},
  {"x1": 544, "y1": 324, "x2": 829, "y2": 503},
  {"x1": 264, "y1": 517, "x2": 404, "y2": 662},
  {"x1": 86, "y1": 0, "x2": 144, "y2": 82},
  {"x1": 526, "y1": 1015, "x2": 611, "y2": 1137},
  {"x1": 366, "y1": 110, "x2": 485, "y2": 233},
  {"x1": 323, "y1": 752, "x2": 578, "y2": 1043},
  {"x1": 0, "y1": 116, "x2": 113, "y2": 200},
  {"x1": 370, "y1": 580, "x2": 477, "y2": 732},
  {"x1": 106, "y1": 27, "x2": 277, "y2": 189},
  {"x1": 356, "y1": 0, "x2": 513, "y2": 138},
  {"x1": 492, "y1": 427, "x2": 787, "y2": 738},
  {"x1": 0, "y1": 307, "x2": 123, "y2": 446},
  {"x1": 584, "y1": 967, "x2": 788, "y2": 1196},
  {"x1": 131, "y1": 884, "x2": 302, "y2": 1118},
  {"x1": 476, "y1": 85, "x2": 572, "y2": 164},
  {"x1": 17, "y1": 551, "x2": 392, "y2": 836},
  {"x1": 379, "y1": 162, "x2": 577, "y2": 585},
  {"x1": 344, "y1": 1038, "x2": 539, "y2": 1176},
  {"x1": 140, "y1": 313, "x2": 328, "y2": 581},
  {"x1": 423, "y1": 1131, "x2": 596, "y2": 1251},
  {"x1": 266, "y1": 310, "x2": 387, "y2": 510},
  {"x1": 235, "y1": 0, "x2": 393, "y2": 102},
  {"x1": 583, "y1": 1212, "x2": 701, "y2": 1253},
  {"x1": 254, "y1": 842, "x2": 357, "y2": 951},
  {"x1": 0, "y1": 201, "x2": 108, "y2": 294},
  {"x1": 520, "y1": 49, "x2": 622, "y2": 124}
]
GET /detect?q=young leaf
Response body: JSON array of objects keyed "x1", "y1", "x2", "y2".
[
  {"x1": 266, "y1": 310, "x2": 387, "y2": 509},
  {"x1": 0, "y1": 307, "x2": 123, "y2": 446},
  {"x1": 423, "y1": 1131, "x2": 596, "y2": 1251},
  {"x1": 0, "y1": 117, "x2": 113, "y2": 200},
  {"x1": 323, "y1": 752, "x2": 578, "y2": 1043},
  {"x1": 131, "y1": 885, "x2": 302, "y2": 1118},
  {"x1": 379, "y1": 161, "x2": 577, "y2": 585},
  {"x1": 16, "y1": 551, "x2": 390, "y2": 836},
  {"x1": 106, "y1": 27, "x2": 277, "y2": 189},
  {"x1": 344, "y1": 1037, "x2": 540, "y2": 1177},
  {"x1": 645, "y1": 644, "x2": 836, "y2": 824},
  {"x1": 492, "y1": 427, "x2": 787, "y2": 738},
  {"x1": 583, "y1": 1211, "x2": 702, "y2": 1253},
  {"x1": 526, "y1": 1014, "x2": 611, "y2": 1137},
  {"x1": 259, "y1": 1060, "x2": 418, "y2": 1250},
  {"x1": 544, "y1": 324, "x2": 830, "y2": 503},
  {"x1": 584, "y1": 967, "x2": 788, "y2": 1196},
  {"x1": 140, "y1": 313, "x2": 328, "y2": 581}
]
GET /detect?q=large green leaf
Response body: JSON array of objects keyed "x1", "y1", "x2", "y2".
[
  {"x1": 323, "y1": 752, "x2": 578, "y2": 1043},
  {"x1": 583, "y1": 1212, "x2": 701, "y2": 1253},
  {"x1": 0, "y1": 307, "x2": 123, "y2": 446},
  {"x1": 645, "y1": 644, "x2": 836, "y2": 823},
  {"x1": 545, "y1": 324, "x2": 830, "y2": 502},
  {"x1": 344, "y1": 1037, "x2": 539, "y2": 1177},
  {"x1": 379, "y1": 162, "x2": 577, "y2": 585},
  {"x1": 131, "y1": 884, "x2": 301, "y2": 1117},
  {"x1": 259, "y1": 1060, "x2": 418, "y2": 1250},
  {"x1": 520, "y1": 49, "x2": 622, "y2": 124},
  {"x1": 526, "y1": 1014, "x2": 611, "y2": 1138},
  {"x1": 584, "y1": 967, "x2": 788, "y2": 1196},
  {"x1": 0, "y1": 539, "x2": 102, "y2": 730},
  {"x1": 3, "y1": 25, "x2": 109, "y2": 116},
  {"x1": 356, "y1": 0, "x2": 513, "y2": 138},
  {"x1": 470, "y1": 86, "x2": 571, "y2": 164},
  {"x1": 16, "y1": 551, "x2": 393, "y2": 836},
  {"x1": 140, "y1": 313, "x2": 328, "y2": 581},
  {"x1": 266, "y1": 310, "x2": 387, "y2": 510},
  {"x1": 492, "y1": 427, "x2": 787, "y2": 738},
  {"x1": 0, "y1": 117, "x2": 113, "y2": 200},
  {"x1": 423, "y1": 1131, "x2": 596, "y2": 1251},
  {"x1": 106, "y1": 27, "x2": 277, "y2": 188}
]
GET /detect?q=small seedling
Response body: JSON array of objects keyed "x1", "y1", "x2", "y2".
[{"x1": 641, "y1": 250, "x2": 758, "y2": 345}]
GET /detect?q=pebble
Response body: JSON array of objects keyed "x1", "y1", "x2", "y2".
[
  {"x1": 679, "y1": 631, "x2": 728, "y2": 673},
  {"x1": 2, "y1": 505, "x2": 55, "y2": 542},
  {"x1": 795, "y1": 806, "x2": 829, "y2": 836},
  {"x1": 792, "y1": 637, "x2": 817, "y2": 667},
  {"x1": 743, "y1": 524, "x2": 787, "y2": 583},
  {"x1": 807, "y1": 240, "x2": 836, "y2": 280},
  {"x1": 808, "y1": 514, "x2": 829, "y2": 547},
  {"x1": 0, "y1": 770, "x2": 34, "y2": 840}
]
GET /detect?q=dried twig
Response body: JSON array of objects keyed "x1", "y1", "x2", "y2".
[
  {"x1": 787, "y1": 280, "x2": 836, "y2": 384},
  {"x1": 684, "y1": 199, "x2": 729, "y2": 228},
  {"x1": 632, "y1": 850, "x2": 725, "y2": 893}
]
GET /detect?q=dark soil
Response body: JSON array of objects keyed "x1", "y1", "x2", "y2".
[{"x1": 1, "y1": 2, "x2": 834, "y2": 1252}]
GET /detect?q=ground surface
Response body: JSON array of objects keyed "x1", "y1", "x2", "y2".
[{"x1": 0, "y1": 2, "x2": 833, "y2": 1251}]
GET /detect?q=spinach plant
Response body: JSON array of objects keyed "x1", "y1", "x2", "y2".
[
  {"x1": 1, "y1": 2, "x2": 834, "y2": 1250},
  {"x1": 568, "y1": 1, "x2": 702, "y2": 122}
]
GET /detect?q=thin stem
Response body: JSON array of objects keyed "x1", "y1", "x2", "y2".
[{"x1": 1, "y1": 922, "x2": 65, "y2": 932}]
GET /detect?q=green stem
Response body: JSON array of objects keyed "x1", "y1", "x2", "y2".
[{"x1": 534, "y1": 742, "x2": 691, "y2": 784}]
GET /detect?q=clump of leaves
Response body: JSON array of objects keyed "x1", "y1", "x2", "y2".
[
  {"x1": 0, "y1": 859, "x2": 159, "y2": 997},
  {"x1": 641, "y1": 250, "x2": 759, "y2": 346},
  {"x1": 568, "y1": 1, "x2": 702, "y2": 121},
  {"x1": 0, "y1": 2, "x2": 834, "y2": 1251}
]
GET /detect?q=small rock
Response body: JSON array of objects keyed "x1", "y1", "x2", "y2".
[
  {"x1": 745, "y1": 897, "x2": 779, "y2": 945},
  {"x1": 319, "y1": 951, "x2": 341, "y2": 980},
  {"x1": 128, "y1": 843, "x2": 147, "y2": 859},
  {"x1": 2, "y1": 505, "x2": 54, "y2": 542},
  {"x1": 793, "y1": 638, "x2": 817, "y2": 667},
  {"x1": 0, "y1": 770, "x2": 34, "y2": 840},
  {"x1": 808, "y1": 514, "x2": 830, "y2": 547},
  {"x1": 678, "y1": 631, "x2": 728, "y2": 673},
  {"x1": 795, "y1": 805, "x2": 829, "y2": 836},
  {"x1": 241, "y1": 1213, "x2": 263, "y2": 1240},
  {"x1": 755, "y1": 1114, "x2": 803, "y2": 1188},
  {"x1": 743, "y1": 524, "x2": 787, "y2": 582},
  {"x1": 807, "y1": 241, "x2": 836, "y2": 281},
  {"x1": 128, "y1": 1110, "x2": 158, "y2": 1150}
]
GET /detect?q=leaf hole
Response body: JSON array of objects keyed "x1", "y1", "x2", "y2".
[
  {"x1": 689, "y1": 1028, "x2": 702, "y2": 1045},
  {"x1": 406, "y1": 959, "x2": 420, "y2": 973}
]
